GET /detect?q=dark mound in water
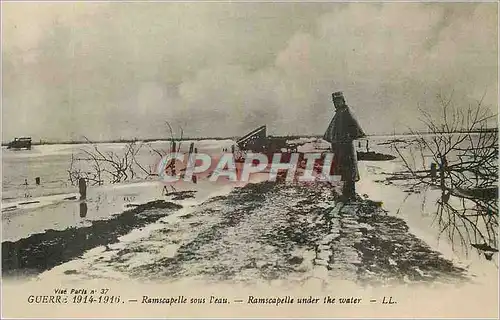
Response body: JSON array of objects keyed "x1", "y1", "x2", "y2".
[
  {"x1": 2, "y1": 200, "x2": 182, "y2": 277},
  {"x1": 164, "y1": 190, "x2": 197, "y2": 201},
  {"x1": 377, "y1": 139, "x2": 407, "y2": 145},
  {"x1": 357, "y1": 151, "x2": 396, "y2": 161}
]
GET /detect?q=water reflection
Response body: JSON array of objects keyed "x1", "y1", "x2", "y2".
[
  {"x1": 79, "y1": 201, "x2": 88, "y2": 218},
  {"x1": 390, "y1": 131, "x2": 498, "y2": 259}
]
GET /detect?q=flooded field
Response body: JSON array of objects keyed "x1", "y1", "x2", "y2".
[{"x1": 1, "y1": 135, "x2": 497, "y2": 288}]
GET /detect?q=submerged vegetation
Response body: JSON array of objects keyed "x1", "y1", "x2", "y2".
[
  {"x1": 391, "y1": 93, "x2": 498, "y2": 259},
  {"x1": 67, "y1": 122, "x2": 185, "y2": 186}
]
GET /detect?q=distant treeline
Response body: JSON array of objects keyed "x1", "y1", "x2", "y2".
[
  {"x1": 2, "y1": 127, "x2": 497, "y2": 146},
  {"x1": 2, "y1": 136, "x2": 235, "y2": 146}
]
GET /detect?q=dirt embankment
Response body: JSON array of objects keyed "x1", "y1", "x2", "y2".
[
  {"x1": 2, "y1": 200, "x2": 182, "y2": 277},
  {"x1": 88, "y1": 181, "x2": 468, "y2": 285},
  {"x1": 3, "y1": 181, "x2": 468, "y2": 285}
]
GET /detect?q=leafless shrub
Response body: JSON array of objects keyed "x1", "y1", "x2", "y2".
[
  {"x1": 67, "y1": 122, "x2": 186, "y2": 186},
  {"x1": 68, "y1": 137, "x2": 143, "y2": 185},
  {"x1": 144, "y1": 122, "x2": 185, "y2": 171}
]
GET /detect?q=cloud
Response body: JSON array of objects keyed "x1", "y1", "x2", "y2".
[{"x1": 2, "y1": 2, "x2": 497, "y2": 141}]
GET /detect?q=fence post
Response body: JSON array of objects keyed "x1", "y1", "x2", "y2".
[
  {"x1": 78, "y1": 178, "x2": 87, "y2": 200},
  {"x1": 430, "y1": 163, "x2": 437, "y2": 180}
]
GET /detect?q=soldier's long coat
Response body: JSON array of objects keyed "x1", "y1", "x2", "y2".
[{"x1": 323, "y1": 107, "x2": 365, "y2": 182}]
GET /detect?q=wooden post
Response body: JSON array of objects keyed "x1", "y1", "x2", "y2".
[
  {"x1": 23, "y1": 179, "x2": 29, "y2": 198},
  {"x1": 188, "y1": 142, "x2": 195, "y2": 182},
  {"x1": 366, "y1": 140, "x2": 370, "y2": 152},
  {"x1": 430, "y1": 163, "x2": 437, "y2": 180},
  {"x1": 78, "y1": 178, "x2": 87, "y2": 200}
]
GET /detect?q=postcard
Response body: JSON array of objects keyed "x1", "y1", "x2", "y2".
[{"x1": 2, "y1": 1, "x2": 498, "y2": 318}]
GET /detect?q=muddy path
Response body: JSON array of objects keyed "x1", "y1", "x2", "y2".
[{"x1": 43, "y1": 181, "x2": 468, "y2": 286}]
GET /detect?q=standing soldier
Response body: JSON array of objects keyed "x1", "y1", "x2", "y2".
[{"x1": 323, "y1": 91, "x2": 366, "y2": 201}]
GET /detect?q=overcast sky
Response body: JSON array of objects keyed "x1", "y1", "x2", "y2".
[{"x1": 2, "y1": 2, "x2": 498, "y2": 142}]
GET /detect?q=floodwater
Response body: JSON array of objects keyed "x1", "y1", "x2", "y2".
[{"x1": 1, "y1": 135, "x2": 497, "y2": 284}]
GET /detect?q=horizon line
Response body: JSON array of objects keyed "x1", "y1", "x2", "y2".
[{"x1": 2, "y1": 128, "x2": 498, "y2": 146}]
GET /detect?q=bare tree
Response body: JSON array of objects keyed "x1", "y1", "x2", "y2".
[
  {"x1": 68, "y1": 152, "x2": 103, "y2": 186},
  {"x1": 68, "y1": 137, "x2": 143, "y2": 185},
  {"x1": 67, "y1": 122, "x2": 186, "y2": 187},
  {"x1": 391, "y1": 92, "x2": 498, "y2": 259},
  {"x1": 143, "y1": 122, "x2": 186, "y2": 178}
]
